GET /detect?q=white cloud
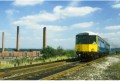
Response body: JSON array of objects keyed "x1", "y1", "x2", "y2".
[
  {"x1": 72, "y1": 21, "x2": 94, "y2": 29},
  {"x1": 13, "y1": 6, "x2": 101, "y2": 26},
  {"x1": 46, "y1": 25, "x2": 67, "y2": 32},
  {"x1": 5, "y1": 9, "x2": 19, "y2": 16},
  {"x1": 5, "y1": 9, "x2": 14, "y2": 16},
  {"x1": 112, "y1": 3, "x2": 120, "y2": 8},
  {"x1": 118, "y1": 13, "x2": 120, "y2": 16},
  {"x1": 105, "y1": 25, "x2": 120, "y2": 30},
  {"x1": 99, "y1": 31, "x2": 120, "y2": 48},
  {"x1": 68, "y1": 1, "x2": 80, "y2": 7},
  {"x1": 53, "y1": 38, "x2": 71, "y2": 42},
  {"x1": 50, "y1": 38, "x2": 75, "y2": 49},
  {"x1": 115, "y1": 0, "x2": 120, "y2": 3},
  {"x1": 18, "y1": 11, "x2": 59, "y2": 23},
  {"x1": 11, "y1": 5, "x2": 101, "y2": 49},
  {"x1": 13, "y1": 20, "x2": 67, "y2": 32},
  {"x1": 13, "y1": 20, "x2": 95, "y2": 32},
  {"x1": 12, "y1": 5, "x2": 100, "y2": 31},
  {"x1": 13, "y1": 0, "x2": 44, "y2": 6},
  {"x1": 54, "y1": 6, "x2": 101, "y2": 18}
]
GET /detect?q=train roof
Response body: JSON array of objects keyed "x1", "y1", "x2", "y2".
[{"x1": 77, "y1": 32, "x2": 98, "y2": 36}]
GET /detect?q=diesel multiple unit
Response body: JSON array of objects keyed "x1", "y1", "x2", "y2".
[{"x1": 75, "y1": 32, "x2": 110, "y2": 60}]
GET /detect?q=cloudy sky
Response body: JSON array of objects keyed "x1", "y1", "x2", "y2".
[{"x1": 0, "y1": 0, "x2": 120, "y2": 49}]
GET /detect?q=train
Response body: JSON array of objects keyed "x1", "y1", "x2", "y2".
[{"x1": 75, "y1": 32, "x2": 110, "y2": 61}]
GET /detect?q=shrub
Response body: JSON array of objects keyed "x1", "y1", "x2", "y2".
[
  {"x1": 41, "y1": 46, "x2": 56, "y2": 58},
  {"x1": 56, "y1": 46, "x2": 66, "y2": 56},
  {"x1": 41, "y1": 46, "x2": 77, "y2": 59},
  {"x1": 65, "y1": 50, "x2": 77, "y2": 57}
]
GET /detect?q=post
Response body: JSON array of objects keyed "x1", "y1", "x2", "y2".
[
  {"x1": 2, "y1": 32, "x2": 4, "y2": 53},
  {"x1": 43, "y1": 27, "x2": 46, "y2": 49},
  {"x1": 16, "y1": 26, "x2": 20, "y2": 51}
]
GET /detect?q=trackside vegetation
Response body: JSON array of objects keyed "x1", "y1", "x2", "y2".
[
  {"x1": 0, "y1": 46, "x2": 77, "y2": 69},
  {"x1": 41, "y1": 46, "x2": 76, "y2": 59}
]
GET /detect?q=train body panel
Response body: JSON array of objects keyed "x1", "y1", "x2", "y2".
[
  {"x1": 98, "y1": 36, "x2": 110, "y2": 53},
  {"x1": 75, "y1": 44, "x2": 98, "y2": 52}
]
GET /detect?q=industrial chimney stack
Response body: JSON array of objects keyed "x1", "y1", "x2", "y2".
[
  {"x1": 16, "y1": 26, "x2": 20, "y2": 51},
  {"x1": 43, "y1": 27, "x2": 46, "y2": 49},
  {"x1": 2, "y1": 32, "x2": 4, "y2": 53}
]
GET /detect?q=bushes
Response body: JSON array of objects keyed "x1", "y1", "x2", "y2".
[
  {"x1": 41, "y1": 46, "x2": 77, "y2": 59},
  {"x1": 11, "y1": 57, "x2": 34, "y2": 67},
  {"x1": 65, "y1": 50, "x2": 77, "y2": 57},
  {"x1": 41, "y1": 46, "x2": 56, "y2": 58},
  {"x1": 56, "y1": 46, "x2": 66, "y2": 56}
]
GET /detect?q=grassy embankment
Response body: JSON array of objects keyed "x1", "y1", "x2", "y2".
[{"x1": 0, "y1": 46, "x2": 77, "y2": 69}]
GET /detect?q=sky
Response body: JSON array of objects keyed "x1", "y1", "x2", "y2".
[{"x1": 0, "y1": 0, "x2": 120, "y2": 49}]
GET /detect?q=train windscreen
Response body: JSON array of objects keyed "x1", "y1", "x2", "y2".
[{"x1": 76, "y1": 35, "x2": 96, "y2": 44}]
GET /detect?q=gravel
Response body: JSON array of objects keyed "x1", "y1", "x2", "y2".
[{"x1": 58, "y1": 55, "x2": 120, "y2": 80}]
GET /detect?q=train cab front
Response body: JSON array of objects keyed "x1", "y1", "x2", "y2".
[{"x1": 75, "y1": 33, "x2": 98, "y2": 59}]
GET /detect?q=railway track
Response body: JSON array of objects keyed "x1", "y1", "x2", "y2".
[
  {"x1": 41, "y1": 61, "x2": 93, "y2": 80},
  {"x1": 5, "y1": 61, "x2": 80, "y2": 80},
  {"x1": 0, "y1": 61, "x2": 66, "y2": 79},
  {"x1": 0, "y1": 59, "x2": 68, "y2": 72},
  {"x1": 44, "y1": 56, "x2": 112, "y2": 80},
  {"x1": 0, "y1": 56, "x2": 107, "y2": 80},
  {"x1": 0, "y1": 58, "x2": 77, "y2": 79},
  {"x1": 0, "y1": 57, "x2": 77, "y2": 73},
  {"x1": 3, "y1": 61, "x2": 93, "y2": 80}
]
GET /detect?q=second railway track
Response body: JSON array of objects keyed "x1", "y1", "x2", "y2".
[
  {"x1": 0, "y1": 61, "x2": 66, "y2": 79},
  {"x1": 0, "y1": 57, "x2": 98, "y2": 80},
  {"x1": 5, "y1": 61, "x2": 79, "y2": 80}
]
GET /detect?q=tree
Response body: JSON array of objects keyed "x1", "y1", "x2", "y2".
[
  {"x1": 56, "y1": 46, "x2": 65, "y2": 56},
  {"x1": 41, "y1": 46, "x2": 56, "y2": 58}
]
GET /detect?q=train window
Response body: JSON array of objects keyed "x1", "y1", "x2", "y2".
[
  {"x1": 76, "y1": 35, "x2": 89, "y2": 44},
  {"x1": 89, "y1": 36, "x2": 96, "y2": 44},
  {"x1": 76, "y1": 35, "x2": 96, "y2": 44}
]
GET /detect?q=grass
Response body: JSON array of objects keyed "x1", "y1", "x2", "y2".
[
  {"x1": 41, "y1": 56, "x2": 69, "y2": 62},
  {"x1": 0, "y1": 55, "x2": 71, "y2": 69},
  {"x1": 103, "y1": 54, "x2": 120, "y2": 80},
  {"x1": 104, "y1": 63, "x2": 120, "y2": 80},
  {"x1": 0, "y1": 63, "x2": 13, "y2": 69}
]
